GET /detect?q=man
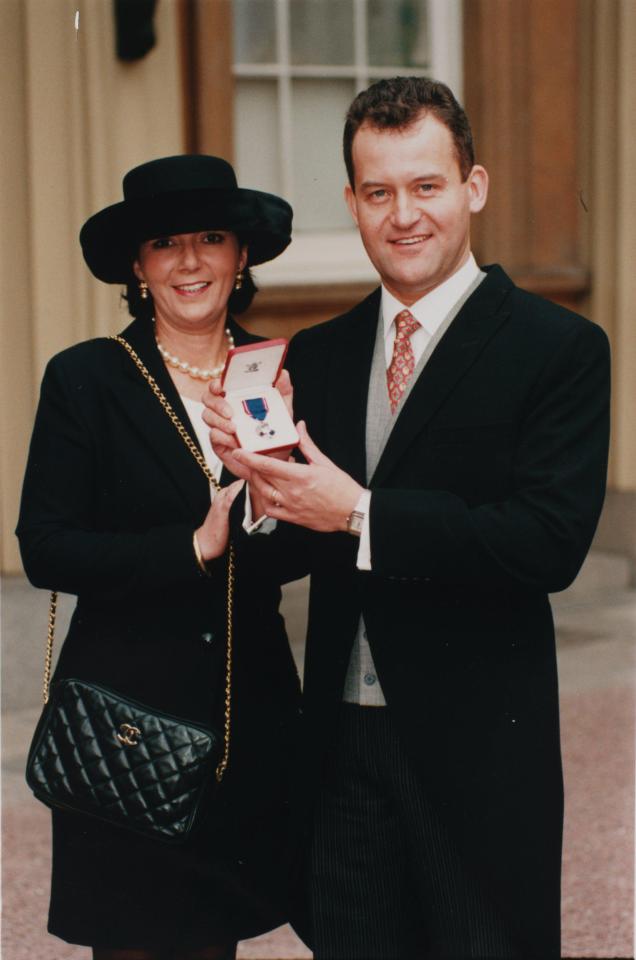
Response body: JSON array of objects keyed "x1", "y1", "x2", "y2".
[{"x1": 205, "y1": 78, "x2": 610, "y2": 959}]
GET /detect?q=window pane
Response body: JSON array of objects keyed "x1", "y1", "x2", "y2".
[
  {"x1": 233, "y1": 0, "x2": 276, "y2": 63},
  {"x1": 367, "y1": 0, "x2": 430, "y2": 68},
  {"x1": 290, "y1": 0, "x2": 354, "y2": 66},
  {"x1": 234, "y1": 81, "x2": 281, "y2": 195},
  {"x1": 291, "y1": 79, "x2": 355, "y2": 231}
]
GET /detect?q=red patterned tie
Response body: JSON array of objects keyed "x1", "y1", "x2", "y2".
[{"x1": 386, "y1": 309, "x2": 421, "y2": 413}]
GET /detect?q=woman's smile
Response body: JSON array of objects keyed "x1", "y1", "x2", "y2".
[{"x1": 173, "y1": 280, "x2": 212, "y2": 296}]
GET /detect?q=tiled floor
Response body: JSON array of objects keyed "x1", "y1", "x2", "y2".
[{"x1": 2, "y1": 556, "x2": 634, "y2": 959}]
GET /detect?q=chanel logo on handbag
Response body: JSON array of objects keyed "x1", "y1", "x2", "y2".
[{"x1": 116, "y1": 722, "x2": 142, "y2": 747}]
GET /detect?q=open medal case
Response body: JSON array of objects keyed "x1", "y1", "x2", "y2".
[{"x1": 221, "y1": 338, "x2": 299, "y2": 453}]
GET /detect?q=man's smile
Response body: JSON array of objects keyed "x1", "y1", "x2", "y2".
[{"x1": 390, "y1": 234, "x2": 432, "y2": 247}]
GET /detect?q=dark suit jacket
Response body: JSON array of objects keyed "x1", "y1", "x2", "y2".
[
  {"x1": 17, "y1": 315, "x2": 302, "y2": 943},
  {"x1": 237, "y1": 264, "x2": 610, "y2": 958}
]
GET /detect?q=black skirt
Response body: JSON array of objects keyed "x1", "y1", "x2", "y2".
[{"x1": 48, "y1": 782, "x2": 291, "y2": 949}]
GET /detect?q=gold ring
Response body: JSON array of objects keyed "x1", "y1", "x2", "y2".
[{"x1": 270, "y1": 487, "x2": 282, "y2": 507}]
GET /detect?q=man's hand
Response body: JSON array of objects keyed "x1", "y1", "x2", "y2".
[
  {"x1": 201, "y1": 370, "x2": 294, "y2": 481},
  {"x1": 231, "y1": 421, "x2": 365, "y2": 532}
]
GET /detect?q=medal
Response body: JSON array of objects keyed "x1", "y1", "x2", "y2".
[{"x1": 242, "y1": 397, "x2": 276, "y2": 437}]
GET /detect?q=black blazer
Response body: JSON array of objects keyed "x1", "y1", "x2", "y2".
[
  {"x1": 236, "y1": 265, "x2": 611, "y2": 958},
  {"x1": 17, "y1": 314, "x2": 302, "y2": 875}
]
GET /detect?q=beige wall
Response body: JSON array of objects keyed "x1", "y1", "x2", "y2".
[
  {"x1": 585, "y1": 0, "x2": 636, "y2": 491},
  {"x1": 1, "y1": 0, "x2": 184, "y2": 572},
  {"x1": 583, "y1": 0, "x2": 636, "y2": 572}
]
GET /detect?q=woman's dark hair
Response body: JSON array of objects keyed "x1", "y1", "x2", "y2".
[
  {"x1": 343, "y1": 76, "x2": 475, "y2": 187},
  {"x1": 123, "y1": 267, "x2": 258, "y2": 321}
]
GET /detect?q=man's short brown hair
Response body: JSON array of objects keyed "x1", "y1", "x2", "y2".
[{"x1": 343, "y1": 76, "x2": 475, "y2": 188}]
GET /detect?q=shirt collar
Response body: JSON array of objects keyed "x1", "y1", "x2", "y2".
[{"x1": 382, "y1": 253, "x2": 481, "y2": 339}]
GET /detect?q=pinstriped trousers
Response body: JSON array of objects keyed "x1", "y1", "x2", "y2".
[{"x1": 309, "y1": 704, "x2": 516, "y2": 960}]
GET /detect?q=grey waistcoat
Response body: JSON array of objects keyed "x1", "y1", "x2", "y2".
[{"x1": 342, "y1": 272, "x2": 486, "y2": 705}]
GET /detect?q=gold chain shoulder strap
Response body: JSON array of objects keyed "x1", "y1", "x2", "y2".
[{"x1": 41, "y1": 335, "x2": 234, "y2": 783}]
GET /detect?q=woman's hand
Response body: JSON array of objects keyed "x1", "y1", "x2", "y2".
[
  {"x1": 201, "y1": 378, "x2": 247, "y2": 478},
  {"x1": 195, "y1": 479, "x2": 245, "y2": 562},
  {"x1": 201, "y1": 370, "x2": 295, "y2": 480}
]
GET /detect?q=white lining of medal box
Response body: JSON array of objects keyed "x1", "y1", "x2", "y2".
[{"x1": 222, "y1": 339, "x2": 299, "y2": 454}]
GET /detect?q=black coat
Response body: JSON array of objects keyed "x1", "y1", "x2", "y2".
[
  {"x1": 235, "y1": 265, "x2": 611, "y2": 958},
  {"x1": 17, "y1": 316, "x2": 302, "y2": 949}
]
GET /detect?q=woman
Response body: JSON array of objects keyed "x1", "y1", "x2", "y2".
[{"x1": 16, "y1": 155, "x2": 301, "y2": 960}]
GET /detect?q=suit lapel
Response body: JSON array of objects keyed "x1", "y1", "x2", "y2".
[
  {"x1": 371, "y1": 266, "x2": 515, "y2": 487},
  {"x1": 112, "y1": 317, "x2": 259, "y2": 512},
  {"x1": 112, "y1": 318, "x2": 209, "y2": 513},
  {"x1": 324, "y1": 290, "x2": 381, "y2": 485}
]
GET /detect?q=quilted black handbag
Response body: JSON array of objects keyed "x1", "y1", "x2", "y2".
[
  {"x1": 25, "y1": 337, "x2": 235, "y2": 841},
  {"x1": 26, "y1": 678, "x2": 221, "y2": 841}
]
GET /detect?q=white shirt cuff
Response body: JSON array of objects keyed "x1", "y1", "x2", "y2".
[
  {"x1": 242, "y1": 484, "x2": 277, "y2": 535},
  {"x1": 354, "y1": 489, "x2": 373, "y2": 570}
]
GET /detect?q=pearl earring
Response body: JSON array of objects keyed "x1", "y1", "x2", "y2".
[
  {"x1": 234, "y1": 271, "x2": 244, "y2": 291},
  {"x1": 139, "y1": 281, "x2": 149, "y2": 300}
]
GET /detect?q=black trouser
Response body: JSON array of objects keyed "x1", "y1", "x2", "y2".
[{"x1": 309, "y1": 704, "x2": 516, "y2": 960}]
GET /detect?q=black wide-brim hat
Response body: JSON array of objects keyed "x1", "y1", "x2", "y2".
[{"x1": 80, "y1": 155, "x2": 293, "y2": 283}]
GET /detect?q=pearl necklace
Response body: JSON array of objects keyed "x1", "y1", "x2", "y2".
[{"x1": 155, "y1": 327, "x2": 235, "y2": 380}]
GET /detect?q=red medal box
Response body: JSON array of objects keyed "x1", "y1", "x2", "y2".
[{"x1": 220, "y1": 338, "x2": 299, "y2": 453}]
